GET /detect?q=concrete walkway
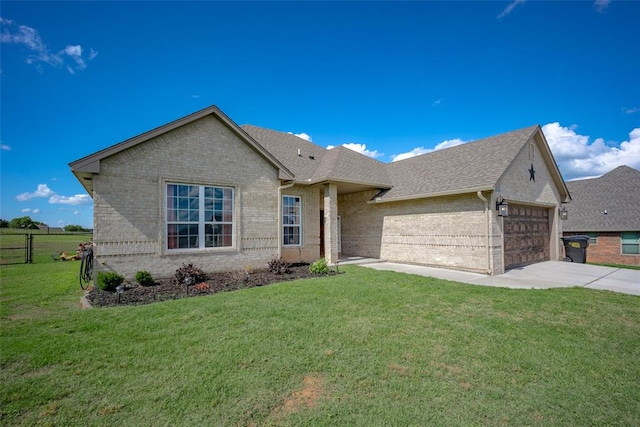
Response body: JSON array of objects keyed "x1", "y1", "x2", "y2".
[{"x1": 354, "y1": 259, "x2": 640, "y2": 296}]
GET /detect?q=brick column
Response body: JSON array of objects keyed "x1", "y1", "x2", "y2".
[{"x1": 323, "y1": 183, "x2": 338, "y2": 265}]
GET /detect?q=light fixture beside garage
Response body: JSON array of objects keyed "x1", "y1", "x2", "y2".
[
  {"x1": 559, "y1": 206, "x2": 568, "y2": 220},
  {"x1": 496, "y1": 197, "x2": 509, "y2": 217}
]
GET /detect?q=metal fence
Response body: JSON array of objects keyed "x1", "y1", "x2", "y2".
[{"x1": 0, "y1": 231, "x2": 93, "y2": 265}]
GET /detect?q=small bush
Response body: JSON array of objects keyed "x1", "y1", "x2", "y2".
[
  {"x1": 309, "y1": 258, "x2": 329, "y2": 275},
  {"x1": 268, "y1": 257, "x2": 291, "y2": 274},
  {"x1": 97, "y1": 271, "x2": 124, "y2": 292},
  {"x1": 171, "y1": 262, "x2": 207, "y2": 286},
  {"x1": 135, "y1": 271, "x2": 155, "y2": 287}
]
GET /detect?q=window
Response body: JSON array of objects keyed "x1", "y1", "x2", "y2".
[
  {"x1": 586, "y1": 233, "x2": 598, "y2": 245},
  {"x1": 166, "y1": 183, "x2": 234, "y2": 250},
  {"x1": 621, "y1": 232, "x2": 639, "y2": 255},
  {"x1": 283, "y1": 195, "x2": 302, "y2": 246}
]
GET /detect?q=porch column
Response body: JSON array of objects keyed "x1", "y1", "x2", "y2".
[{"x1": 323, "y1": 183, "x2": 339, "y2": 265}]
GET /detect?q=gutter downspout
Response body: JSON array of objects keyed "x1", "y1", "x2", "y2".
[
  {"x1": 477, "y1": 191, "x2": 492, "y2": 275},
  {"x1": 277, "y1": 181, "x2": 295, "y2": 258}
]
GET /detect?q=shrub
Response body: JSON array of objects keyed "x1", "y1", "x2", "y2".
[
  {"x1": 171, "y1": 262, "x2": 207, "y2": 286},
  {"x1": 135, "y1": 271, "x2": 155, "y2": 287},
  {"x1": 309, "y1": 258, "x2": 329, "y2": 275},
  {"x1": 268, "y1": 257, "x2": 291, "y2": 274},
  {"x1": 97, "y1": 271, "x2": 125, "y2": 292}
]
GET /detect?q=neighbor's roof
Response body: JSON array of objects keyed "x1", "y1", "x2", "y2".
[{"x1": 563, "y1": 166, "x2": 640, "y2": 232}]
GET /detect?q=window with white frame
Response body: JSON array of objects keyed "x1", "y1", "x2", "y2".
[
  {"x1": 166, "y1": 183, "x2": 234, "y2": 250},
  {"x1": 283, "y1": 195, "x2": 302, "y2": 246},
  {"x1": 586, "y1": 232, "x2": 598, "y2": 245},
  {"x1": 621, "y1": 232, "x2": 639, "y2": 255}
]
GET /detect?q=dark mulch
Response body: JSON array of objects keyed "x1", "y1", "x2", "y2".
[{"x1": 86, "y1": 264, "x2": 333, "y2": 307}]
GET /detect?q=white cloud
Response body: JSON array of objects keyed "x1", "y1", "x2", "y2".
[
  {"x1": 0, "y1": 17, "x2": 96, "y2": 73},
  {"x1": 20, "y1": 208, "x2": 40, "y2": 214},
  {"x1": 542, "y1": 123, "x2": 640, "y2": 180},
  {"x1": 16, "y1": 183, "x2": 92, "y2": 206},
  {"x1": 288, "y1": 132, "x2": 312, "y2": 142},
  {"x1": 497, "y1": 0, "x2": 525, "y2": 19},
  {"x1": 392, "y1": 138, "x2": 467, "y2": 162},
  {"x1": 593, "y1": 0, "x2": 611, "y2": 13},
  {"x1": 622, "y1": 107, "x2": 639, "y2": 114},
  {"x1": 327, "y1": 142, "x2": 382, "y2": 159},
  {"x1": 16, "y1": 184, "x2": 55, "y2": 201},
  {"x1": 433, "y1": 99, "x2": 442, "y2": 106},
  {"x1": 1, "y1": 143, "x2": 10, "y2": 150},
  {"x1": 49, "y1": 194, "x2": 92, "y2": 205}
]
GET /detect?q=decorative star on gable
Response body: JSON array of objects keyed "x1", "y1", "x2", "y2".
[{"x1": 529, "y1": 163, "x2": 536, "y2": 182}]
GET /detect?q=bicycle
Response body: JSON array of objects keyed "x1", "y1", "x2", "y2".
[{"x1": 79, "y1": 245, "x2": 94, "y2": 290}]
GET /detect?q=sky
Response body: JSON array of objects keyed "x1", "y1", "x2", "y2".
[{"x1": 1, "y1": 0, "x2": 639, "y2": 229}]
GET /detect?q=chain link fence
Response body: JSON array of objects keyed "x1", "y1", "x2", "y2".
[{"x1": 0, "y1": 231, "x2": 93, "y2": 265}]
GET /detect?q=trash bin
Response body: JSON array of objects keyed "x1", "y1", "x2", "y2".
[{"x1": 561, "y1": 235, "x2": 590, "y2": 263}]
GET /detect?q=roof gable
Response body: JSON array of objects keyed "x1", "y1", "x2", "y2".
[
  {"x1": 69, "y1": 106, "x2": 294, "y2": 195},
  {"x1": 564, "y1": 165, "x2": 640, "y2": 232}
]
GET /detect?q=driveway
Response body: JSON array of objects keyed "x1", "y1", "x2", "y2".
[{"x1": 359, "y1": 260, "x2": 640, "y2": 296}]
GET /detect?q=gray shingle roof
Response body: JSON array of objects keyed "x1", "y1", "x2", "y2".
[
  {"x1": 383, "y1": 126, "x2": 540, "y2": 200},
  {"x1": 241, "y1": 125, "x2": 327, "y2": 182},
  {"x1": 564, "y1": 166, "x2": 640, "y2": 232},
  {"x1": 241, "y1": 124, "x2": 566, "y2": 202}
]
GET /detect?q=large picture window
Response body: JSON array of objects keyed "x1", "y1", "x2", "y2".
[
  {"x1": 621, "y1": 232, "x2": 639, "y2": 255},
  {"x1": 166, "y1": 183, "x2": 234, "y2": 250},
  {"x1": 283, "y1": 195, "x2": 302, "y2": 246}
]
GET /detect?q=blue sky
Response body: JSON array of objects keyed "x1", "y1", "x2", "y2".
[{"x1": 1, "y1": 0, "x2": 638, "y2": 229}]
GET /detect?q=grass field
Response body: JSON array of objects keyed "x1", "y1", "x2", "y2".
[{"x1": 1, "y1": 262, "x2": 639, "y2": 426}]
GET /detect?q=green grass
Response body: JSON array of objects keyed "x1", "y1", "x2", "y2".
[
  {"x1": 588, "y1": 261, "x2": 640, "y2": 270},
  {"x1": 2, "y1": 263, "x2": 639, "y2": 426}
]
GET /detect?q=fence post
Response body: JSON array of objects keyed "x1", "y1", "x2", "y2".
[{"x1": 27, "y1": 234, "x2": 33, "y2": 264}]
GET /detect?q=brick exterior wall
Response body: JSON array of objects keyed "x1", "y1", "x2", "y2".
[
  {"x1": 339, "y1": 191, "x2": 499, "y2": 273},
  {"x1": 93, "y1": 116, "x2": 290, "y2": 280},
  {"x1": 563, "y1": 232, "x2": 640, "y2": 266},
  {"x1": 337, "y1": 134, "x2": 566, "y2": 275}
]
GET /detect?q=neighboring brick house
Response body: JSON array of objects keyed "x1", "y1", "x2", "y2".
[
  {"x1": 70, "y1": 105, "x2": 570, "y2": 279},
  {"x1": 563, "y1": 166, "x2": 640, "y2": 266}
]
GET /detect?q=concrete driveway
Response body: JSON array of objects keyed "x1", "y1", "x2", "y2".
[{"x1": 359, "y1": 260, "x2": 640, "y2": 296}]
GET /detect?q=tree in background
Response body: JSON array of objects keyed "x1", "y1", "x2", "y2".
[
  {"x1": 8, "y1": 216, "x2": 41, "y2": 229},
  {"x1": 64, "y1": 224, "x2": 91, "y2": 232},
  {"x1": 0, "y1": 219, "x2": 9, "y2": 228}
]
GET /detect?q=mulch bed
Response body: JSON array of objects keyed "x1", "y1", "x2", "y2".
[{"x1": 86, "y1": 263, "x2": 332, "y2": 307}]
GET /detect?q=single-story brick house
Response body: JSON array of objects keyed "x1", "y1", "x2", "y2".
[
  {"x1": 563, "y1": 166, "x2": 640, "y2": 266},
  {"x1": 70, "y1": 105, "x2": 571, "y2": 279}
]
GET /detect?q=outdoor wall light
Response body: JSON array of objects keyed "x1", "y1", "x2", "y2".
[
  {"x1": 559, "y1": 207, "x2": 568, "y2": 220},
  {"x1": 496, "y1": 198, "x2": 509, "y2": 217}
]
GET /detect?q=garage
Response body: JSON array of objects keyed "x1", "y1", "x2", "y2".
[{"x1": 503, "y1": 204, "x2": 550, "y2": 269}]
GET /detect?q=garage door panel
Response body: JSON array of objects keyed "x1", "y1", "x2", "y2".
[{"x1": 504, "y1": 205, "x2": 550, "y2": 270}]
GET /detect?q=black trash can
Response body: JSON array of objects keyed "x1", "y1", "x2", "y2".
[{"x1": 561, "y1": 235, "x2": 590, "y2": 263}]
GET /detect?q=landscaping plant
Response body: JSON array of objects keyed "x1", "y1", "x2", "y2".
[
  {"x1": 135, "y1": 270, "x2": 155, "y2": 287},
  {"x1": 309, "y1": 258, "x2": 329, "y2": 274},
  {"x1": 96, "y1": 271, "x2": 124, "y2": 292}
]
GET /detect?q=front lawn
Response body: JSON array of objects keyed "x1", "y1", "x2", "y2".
[{"x1": 1, "y1": 262, "x2": 639, "y2": 425}]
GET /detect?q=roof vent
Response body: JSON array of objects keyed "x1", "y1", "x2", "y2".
[
  {"x1": 309, "y1": 155, "x2": 315, "y2": 160},
  {"x1": 297, "y1": 149, "x2": 301, "y2": 156}
]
